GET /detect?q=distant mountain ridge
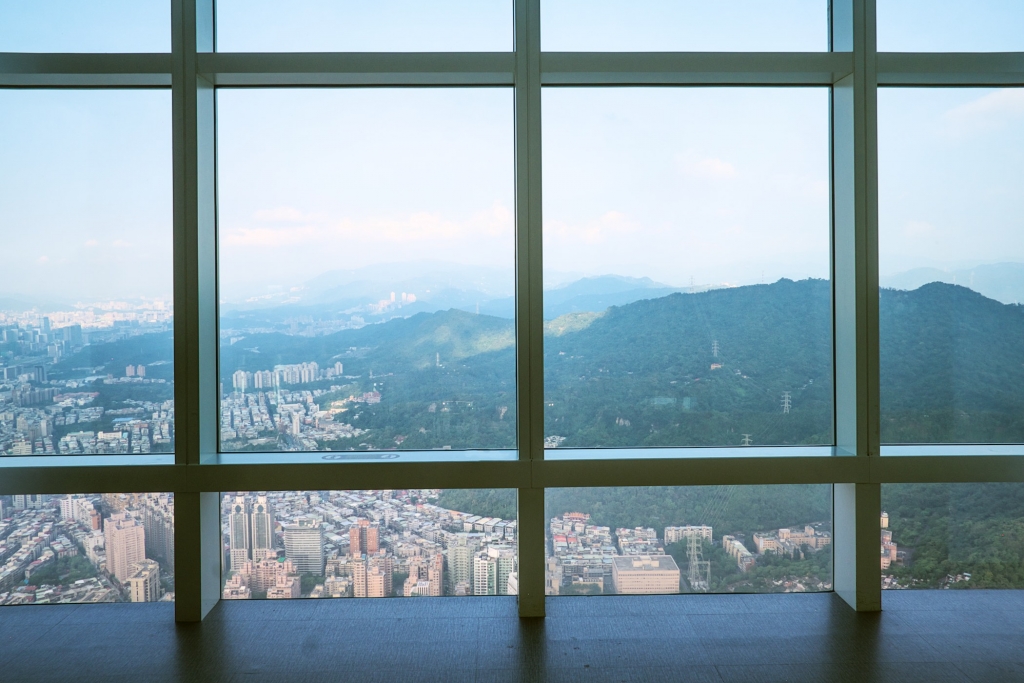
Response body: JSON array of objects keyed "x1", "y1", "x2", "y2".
[
  {"x1": 216, "y1": 277, "x2": 1024, "y2": 446},
  {"x1": 882, "y1": 262, "x2": 1024, "y2": 305}
]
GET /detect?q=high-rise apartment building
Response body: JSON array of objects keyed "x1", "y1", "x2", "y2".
[
  {"x1": 13, "y1": 494, "x2": 44, "y2": 510},
  {"x1": 104, "y1": 512, "x2": 147, "y2": 583},
  {"x1": 472, "y1": 545, "x2": 515, "y2": 596},
  {"x1": 228, "y1": 495, "x2": 251, "y2": 570},
  {"x1": 59, "y1": 495, "x2": 75, "y2": 521},
  {"x1": 251, "y1": 495, "x2": 274, "y2": 553},
  {"x1": 128, "y1": 559, "x2": 162, "y2": 603},
  {"x1": 447, "y1": 533, "x2": 482, "y2": 592},
  {"x1": 353, "y1": 554, "x2": 393, "y2": 598},
  {"x1": 142, "y1": 493, "x2": 174, "y2": 567},
  {"x1": 283, "y1": 517, "x2": 324, "y2": 576},
  {"x1": 349, "y1": 518, "x2": 379, "y2": 557}
]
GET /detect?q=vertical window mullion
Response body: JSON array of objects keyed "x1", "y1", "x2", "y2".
[{"x1": 515, "y1": 0, "x2": 546, "y2": 617}]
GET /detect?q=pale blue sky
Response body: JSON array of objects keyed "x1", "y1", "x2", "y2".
[
  {"x1": 1, "y1": 2, "x2": 1023, "y2": 304},
  {"x1": 878, "y1": 87, "x2": 1024, "y2": 278}
]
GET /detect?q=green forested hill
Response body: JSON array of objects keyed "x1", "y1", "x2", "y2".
[
  {"x1": 880, "y1": 283, "x2": 1024, "y2": 443},
  {"x1": 439, "y1": 485, "x2": 831, "y2": 540},
  {"x1": 883, "y1": 483, "x2": 1024, "y2": 588},
  {"x1": 213, "y1": 277, "x2": 1024, "y2": 448}
]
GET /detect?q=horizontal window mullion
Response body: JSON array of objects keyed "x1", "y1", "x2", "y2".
[
  {"x1": 198, "y1": 52, "x2": 515, "y2": 86},
  {"x1": 541, "y1": 51, "x2": 853, "y2": 86},
  {"x1": 0, "y1": 52, "x2": 172, "y2": 86},
  {"x1": 878, "y1": 51, "x2": 1024, "y2": 85}
]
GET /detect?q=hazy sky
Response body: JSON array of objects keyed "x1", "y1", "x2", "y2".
[
  {"x1": 0, "y1": 90, "x2": 172, "y2": 303},
  {"x1": 1, "y1": 2, "x2": 1023, "y2": 304},
  {"x1": 878, "y1": 87, "x2": 1024, "y2": 278},
  {"x1": 217, "y1": 88, "x2": 515, "y2": 303}
]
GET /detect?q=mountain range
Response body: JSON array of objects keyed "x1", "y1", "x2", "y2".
[{"x1": 212, "y1": 277, "x2": 1024, "y2": 448}]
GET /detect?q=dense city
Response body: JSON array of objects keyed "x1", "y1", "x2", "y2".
[
  {"x1": 0, "y1": 304, "x2": 174, "y2": 456},
  {"x1": 0, "y1": 493, "x2": 174, "y2": 605}
]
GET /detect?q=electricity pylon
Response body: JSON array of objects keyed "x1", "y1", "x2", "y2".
[
  {"x1": 687, "y1": 533, "x2": 711, "y2": 593},
  {"x1": 782, "y1": 391, "x2": 791, "y2": 414}
]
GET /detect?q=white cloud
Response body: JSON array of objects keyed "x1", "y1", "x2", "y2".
[
  {"x1": 223, "y1": 203, "x2": 513, "y2": 249},
  {"x1": 545, "y1": 211, "x2": 640, "y2": 246},
  {"x1": 84, "y1": 239, "x2": 99, "y2": 247},
  {"x1": 943, "y1": 89, "x2": 1024, "y2": 135},
  {"x1": 36, "y1": 255, "x2": 49, "y2": 264}
]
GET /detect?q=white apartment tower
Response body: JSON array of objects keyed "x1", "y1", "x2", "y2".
[{"x1": 284, "y1": 517, "x2": 324, "y2": 576}]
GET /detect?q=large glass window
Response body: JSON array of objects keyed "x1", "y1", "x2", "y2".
[
  {"x1": 879, "y1": 88, "x2": 1024, "y2": 446},
  {"x1": 541, "y1": 0, "x2": 827, "y2": 52},
  {"x1": 877, "y1": 1, "x2": 1024, "y2": 52},
  {"x1": 0, "y1": 1, "x2": 170, "y2": 53},
  {"x1": 0, "y1": 90, "x2": 174, "y2": 457},
  {"x1": 542, "y1": 88, "x2": 833, "y2": 452},
  {"x1": 217, "y1": 88, "x2": 515, "y2": 455},
  {"x1": 215, "y1": 0, "x2": 512, "y2": 52},
  {"x1": 221, "y1": 490, "x2": 517, "y2": 598},
  {"x1": 881, "y1": 484, "x2": 1024, "y2": 589},
  {"x1": 0, "y1": 493, "x2": 174, "y2": 604},
  {"x1": 545, "y1": 486, "x2": 832, "y2": 595}
]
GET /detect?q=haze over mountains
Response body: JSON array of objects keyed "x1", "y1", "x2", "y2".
[{"x1": 212, "y1": 276, "x2": 1024, "y2": 449}]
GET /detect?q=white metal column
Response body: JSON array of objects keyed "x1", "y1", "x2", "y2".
[
  {"x1": 832, "y1": 0, "x2": 882, "y2": 612},
  {"x1": 172, "y1": 0, "x2": 221, "y2": 622},
  {"x1": 514, "y1": 0, "x2": 546, "y2": 618}
]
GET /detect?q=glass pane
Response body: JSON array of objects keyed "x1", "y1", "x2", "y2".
[
  {"x1": 542, "y1": 88, "x2": 832, "y2": 452},
  {"x1": 0, "y1": 493, "x2": 174, "y2": 604},
  {"x1": 0, "y1": 90, "x2": 174, "y2": 457},
  {"x1": 881, "y1": 484, "x2": 1024, "y2": 589},
  {"x1": 879, "y1": 88, "x2": 1024, "y2": 445},
  {"x1": 216, "y1": 0, "x2": 512, "y2": 52},
  {"x1": 878, "y1": 1, "x2": 1024, "y2": 52},
  {"x1": 0, "y1": 1, "x2": 169, "y2": 52},
  {"x1": 542, "y1": 0, "x2": 827, "y2": 52},
  {"x1": 545, "y1": 486, "x2": 832, "y2": 595},
  {"x1": 221, "y1": 490, "x2": 517, "y2": 598},
  {"x1": 217, "y1": 89, "x2": 515, "y2": 455}
]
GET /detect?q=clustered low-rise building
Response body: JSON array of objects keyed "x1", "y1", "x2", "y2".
[{"x1": 753, "y1": 525, "x2": 832, "y2": 558}]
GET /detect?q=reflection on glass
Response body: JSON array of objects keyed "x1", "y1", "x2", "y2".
[
  {"x1": 879, "y1": 88, "x2": 1024, "y2": 445},
  {"x1": 542, "y1": 0, "x2": 826, "y2": 52},
  {"x1": 544, "y1": 486, "x2": 832, "y2": 595},
  {"x1": 881, "y1": 484, "x2": 1024, "y2": 589},
  {"x1": 878, "y1": 0, "x2": 1024, "y2": 52},
  {"x1": 0, "y1": 1, "x2": 169, "y2": 52},
  {"x1": 0, "y1": 91, "x2": 174, "y2": 456},
  {"x1": 221, "y1": 490, "x2": 517, "y2": 598},
  {"x1": 217, "y1": 89, "x2": 515, "y2": 453},
  {"x1": 0, "y1": 493, "x2": 174, "y2": 604},
  {"x1": 542, "y1": 88, "x2": 832, "y2": 450},
  {"x1": 216, "y1": 0, "x2": 512, "y2": 52}
]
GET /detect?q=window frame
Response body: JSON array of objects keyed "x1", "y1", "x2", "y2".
[{"x1": 2, "y1": 0, "x2": 1024, "y2": 619}]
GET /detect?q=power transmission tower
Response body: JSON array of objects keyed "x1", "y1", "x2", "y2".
[
  {"x1": 741, "y1": 434, "x2": 752, "y2": 446},
  {"x1": 712, "y1": 340, "x2": 719, "y2": 358},
  {"x1": 687, "y1": 533, "x2": 711, "y2": 593},
  {"x1": 781, "y1": 391, "x2": 791, "y2": 414}
]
